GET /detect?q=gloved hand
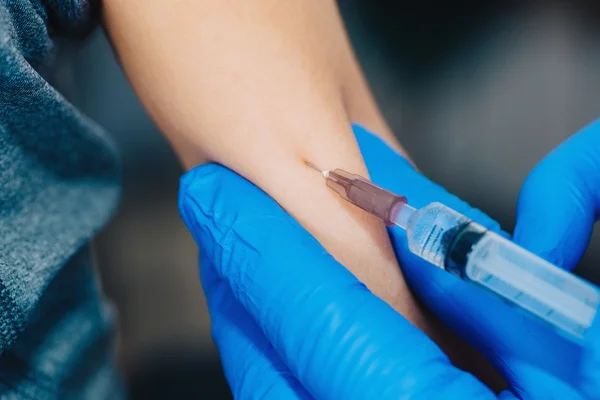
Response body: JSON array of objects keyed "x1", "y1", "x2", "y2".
[
  {"x1": 360, "y1": 124, "x2": 598, "y2": 399},
  {"x1": 511, "y1": 119, "x2": 600, "y2": 398},
  {"x1": 179, "y1": 124, "x2": 600, "y2": 399}
]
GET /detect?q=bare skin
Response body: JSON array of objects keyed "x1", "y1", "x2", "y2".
[{"x1": 103, "y1": 0, "x2": 501, "y2": 388}]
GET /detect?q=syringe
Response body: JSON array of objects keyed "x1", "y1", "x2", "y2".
[{"x1": 306, "y1": 162, "x2": 600, "y2": 343}]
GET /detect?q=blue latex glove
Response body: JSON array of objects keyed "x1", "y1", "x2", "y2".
[
  {"x1": 359, "y1": 125, "x2": 599, "y2": 399},
  {"x1": 179, "y1": 124, "x2": 600, "y2": 399},
  {"x1": 511, "y1": 119, "x2": 600, "y2": 398}
]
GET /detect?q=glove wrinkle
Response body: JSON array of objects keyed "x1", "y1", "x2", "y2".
[{"x1": 205, "y1": 274, "x2": 312, "y2": 400}]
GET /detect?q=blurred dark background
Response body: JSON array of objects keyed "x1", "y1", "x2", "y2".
[{"x1": 54, "y1": 0, "x2": 600, "y2": 398}]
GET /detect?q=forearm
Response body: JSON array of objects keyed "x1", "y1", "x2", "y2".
[
  {"x1": 104, "y1": 0, "x2": 409, "y2": 299},
  {"x1": 103, "y1": 0, "x2": 472, "y2": 368},
  {"x1": 102, "y1": 0, "x2": 401, "y2": 161}
]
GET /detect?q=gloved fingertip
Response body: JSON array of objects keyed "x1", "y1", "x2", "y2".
[
  {"x1": 179, "y1": 163, "x2": 226, "y2": 194},
  {"x1": 352, "y1": 123, "x2": 415, "y2": 174},
  {"x1": 513, "y1": 167, "x2": 594, "y2": 271},
  {"x1": 513, "y1": 121, "x2": 600, "y2": 270}
]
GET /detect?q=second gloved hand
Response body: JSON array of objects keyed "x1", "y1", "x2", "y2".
[
  {"x1": 358, "y1": 123, "x2": 600, "y2": 399},
  {"x1": 512, "y1": 120, "x2": 600, "y2": 398}
]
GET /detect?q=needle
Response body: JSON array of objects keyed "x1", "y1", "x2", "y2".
[{"x1": 305, "y1": 161, "x2": 329, "y2": 178}]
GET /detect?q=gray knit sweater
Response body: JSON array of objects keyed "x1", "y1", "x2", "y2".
[{"x1": 0, "y1": 0, "x2": 122, "y2": 398}]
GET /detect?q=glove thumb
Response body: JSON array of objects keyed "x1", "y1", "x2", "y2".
[{"x1": 513, "y1": 120, "x2": 600, "y2": 272}]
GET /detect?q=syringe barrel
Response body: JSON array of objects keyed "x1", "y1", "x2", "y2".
[
  {"x1": 326, "y1": 169, "x2": 407, "y2": 226},
  {"x1": 405, "y1": 202, "x2": 600, "y2": 342},
  {"x1": 457, "y1": 227, "x2": 599, "y2": 341}
]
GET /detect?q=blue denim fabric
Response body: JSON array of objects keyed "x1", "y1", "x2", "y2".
[{"x1": 0, "y1": 1, "x2": 122, "y2": 398}]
